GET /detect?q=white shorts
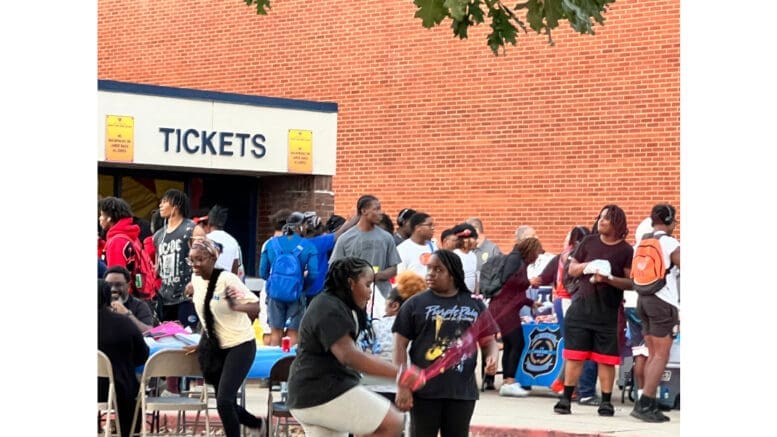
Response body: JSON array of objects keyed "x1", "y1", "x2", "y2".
[{"x1": 290, "y1": 385, "x2": 391, "y2": 437}]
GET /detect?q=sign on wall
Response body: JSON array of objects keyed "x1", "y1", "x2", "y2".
[
  {"x1": 105, "y1": 115, "x2": 134, "y2": 162},
  {"x1": 288, "y1": 129, "x2": 312, "y2": 174},
  {"x1": 97, "y1": 82, "x2": 338, "y2": 175}
]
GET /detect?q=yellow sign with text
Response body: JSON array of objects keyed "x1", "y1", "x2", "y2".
[
  {"x1": 105, "y1": 115, "x2": 134, "y2": 162},
  {"x1": 288, "y1": 129, "x2": 312, "y2": 173}
]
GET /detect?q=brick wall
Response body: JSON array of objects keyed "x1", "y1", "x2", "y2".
[{"x1": 98, "y1": 0, "x2": 680, "y2": 252}]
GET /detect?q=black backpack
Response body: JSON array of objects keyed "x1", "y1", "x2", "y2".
[
  {"x1": 561, "y1": 255, "x2": 582, "y2": 297},
  {"x1": 479, "y1": 253, "x2": 508, "y2": 298}
]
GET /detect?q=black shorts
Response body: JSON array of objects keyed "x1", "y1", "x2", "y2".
[
  {"x1": 637, "y1": 294, "x2": 679, "y2": 338},
  {"x1": 562, "y1": 322, "x2": 620, "y2": 365}
]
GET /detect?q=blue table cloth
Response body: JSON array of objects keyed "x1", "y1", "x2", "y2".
[
  {"x1": 139, "y1": 334, "x2": 296, "y2": 379},
  {"x1": 514, "y1": 323, "x2": 565, "y2": 387}
]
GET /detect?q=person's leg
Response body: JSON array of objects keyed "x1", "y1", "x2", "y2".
[
  {"x1": 500, "y1": 327, "x2": 523, "y2": 385},
  {"x1": 633, "y1": 354, "x2": 647, "y2": 398},
  {"x1": 555, "y1": 322, "x2": 593, "y2": 414},
  {"x1": 216, "y1": 341, "x2": 261, "y2": 437},
  {"x1": 285, "y1": 299, "x2": 305, "y2": 346},
  {"x1": 577, "y1": 360, "x2": 599, "y2": 404},
  {"x1": 411, "y1": 397, "x2": 443, "y2": 437},
  {"x1": 498, "y1": 327, "x2": 528, "y2": 397},
  {"x1": 290, "y1": 386, "x2": 396, "y2": 436},
  {"x1": 115, "y1": 392, "x2": 138, "y2": 437},
  {"x1": 267, "y1": 298, "x2": 286, "y2": 346},
  {"x1": 439, "y1": 399, "x2": 476, "y2": 437},
  {"x1": 591, "y1": 327, "x2": 620, "y2": 416}
]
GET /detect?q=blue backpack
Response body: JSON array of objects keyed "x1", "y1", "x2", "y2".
[{"x1": 266, "y1": 236, "x2": 305, "y2": 303}]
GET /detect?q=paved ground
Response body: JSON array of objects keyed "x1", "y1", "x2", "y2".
[
  {"x1": 238, "y1": 374, "x2": 680, "y2": 437},
  {"x1": 144, "y1": 371, "x2": 679, "y2": 436}
]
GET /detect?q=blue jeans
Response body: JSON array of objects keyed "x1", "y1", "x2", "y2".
[{"x1": 577, "y1": 360, "x2": 598, "y2": 397}]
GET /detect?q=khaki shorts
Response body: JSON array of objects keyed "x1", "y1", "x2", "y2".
[{"x1": 290, "y1": 385, "x2": 391, "y2": 437}]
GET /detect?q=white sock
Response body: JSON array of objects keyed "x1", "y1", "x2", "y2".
[{"x1": 637, "y1": 389, "x2": 643, "y2": 399}]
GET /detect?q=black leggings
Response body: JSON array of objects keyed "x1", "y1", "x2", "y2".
[
  {"x1": 410, "y1": 397, "x2": 475, "y2": 437},
  {"x1": 211, "y1": 340, "x2": 261, "y2": 437},
  {"x1": 501, "y1": 326, "x2": 525, "y2": 379}
]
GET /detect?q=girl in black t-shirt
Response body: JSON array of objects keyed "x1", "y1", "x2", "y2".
[
  {"x1": 393, "y1": 250, "x2": 499, "y2": 437},
  {"x1": 287, "y1": 257, "x2": 425, "y2": 437}
]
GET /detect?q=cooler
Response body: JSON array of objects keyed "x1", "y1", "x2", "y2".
[{"x1": 658, "y1": 336, "x2": 681, "y2": 409}]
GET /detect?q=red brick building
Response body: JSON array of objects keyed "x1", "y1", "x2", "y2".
[{"x1": 98, "y1": 0, "x2": 679, "y2": 261}]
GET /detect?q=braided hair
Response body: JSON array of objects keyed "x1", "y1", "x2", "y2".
[
  {"x1": 324, "y1": 257, "x2": 375, "y2": 338},
  {"x1": 432, "y1": 249, "x2": 470, "y2": 295},
  {"x1": 594, "y1": 204, "x2": 629, "y2": 240},
  {"x1": 161, "y1": 189, "x2": 190, "y2": 217}
]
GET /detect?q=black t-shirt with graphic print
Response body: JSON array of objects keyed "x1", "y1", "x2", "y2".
[
  {"x1": 286, "y1": 292, "x2": 362, "y2": 409},
  {"x1": 392, "y1": 290, "x2": 491, "y2": 401}
]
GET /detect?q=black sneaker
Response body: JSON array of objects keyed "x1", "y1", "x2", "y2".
[
  {"x1": 598, "y1": 401, "x2": 615, "y2": 416},
  {"x1": 630, "y1": 397, "x2": 670, "y2": 423},
  {"x1": 483, "y1": 375, "x2": 496, "y2": 391},
  {"x1": 554, "y1": 398, "x2": 572, "y2": 415},
  {"x1": 578, "y1": 395, "x2": 601, "y2": 406}
]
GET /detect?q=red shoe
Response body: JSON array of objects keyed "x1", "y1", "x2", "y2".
[{"x1": 550, "y1": 380, "x2": 564, "y2": 394}]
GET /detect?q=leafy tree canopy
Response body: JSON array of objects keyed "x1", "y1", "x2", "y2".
[{"x1": 244, "y1": 0, "x2": 615, "y2": 55}]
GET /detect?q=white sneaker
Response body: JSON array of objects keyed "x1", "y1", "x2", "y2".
[{"x1": 499, "y1": 383, "x2": 529, "y2": 397}]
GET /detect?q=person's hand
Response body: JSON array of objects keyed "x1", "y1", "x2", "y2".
[
  {"x1": 184, "y1": 282, "x2": 194, "y2": 297},
  {"x1": 591, "y1": 272, "x2": 613, "y2": 283},
  {"x1": 397, "y1": 364, "x2": 426, "y2": 391},
  {"x1": 484, "y1": 354, "x2": 498, "y2": 376},
  {"x1": 183, "y1": 345, "x2": 198, "y2": 355},
  {"x1": 395, "y1": 386, "x2": 414, "y2": 412},
  {"x1": 110, "y1": 301, "x2": 129, "y2": 315},
  {"x1": 529, "y1": 276, "x2": 541, "y2": 287}
]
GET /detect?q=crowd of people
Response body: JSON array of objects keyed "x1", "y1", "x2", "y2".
[{"x1": 97, "y1": 189, "x2": 681, "y2": 436}]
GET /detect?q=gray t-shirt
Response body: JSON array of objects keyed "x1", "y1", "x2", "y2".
[
  {"x1": 329, "y1": 226, "x2": 401, "y2": 298},
  {"x1": 153, "y1": 219, "x2": 195, "y2": 305}
]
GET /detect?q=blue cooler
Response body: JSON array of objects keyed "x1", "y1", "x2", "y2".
[{"x1": 657, "y1": 336, "x2": 680, "y2": 409}]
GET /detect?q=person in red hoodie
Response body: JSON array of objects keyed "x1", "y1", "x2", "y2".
[{"x1": 99, "y1": 197, "x2": 142, "y2": 292}]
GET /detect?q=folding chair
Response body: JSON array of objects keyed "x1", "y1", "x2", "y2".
[
  {"x1": 131, "y1": 349, "x2": 210, "y2": 436},
  {"x1": 267, "y1": 356, "x2": 298, "y2": 437},
  {"x1": 98, "y1": 350, "x2": 121, "y2": 437}
]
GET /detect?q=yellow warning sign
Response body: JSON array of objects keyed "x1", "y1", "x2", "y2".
[
  {"x1": 288, "y1": 129, "x2": 312, "y2": 173},
  {"x1": 105, "y1": 115, "x2": 134, "y2": 162}
]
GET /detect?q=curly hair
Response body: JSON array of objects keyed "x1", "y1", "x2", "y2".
[
  {"x1": 515, "y1": 237, "x2": 543, "y2": 266},
  {"x1": 597, "y1": 204, "x2": 629, "y2": 240},
  {"x1": 390, "y1": 270, "x2": 427, "y2": 303},
  {"x1": 98, "y1": 197, "x2": 133, "y2": 223}
]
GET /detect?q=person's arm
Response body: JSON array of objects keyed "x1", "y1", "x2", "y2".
[
  {"x1": 478, "y1": 334, "x2": 499, "y2": 375},
  {"x1": 330, "y1": 334, "x2": 398, "y2": 378},
  {"x1": 303, "y1": 246, "x2": 320, "y2": 292},
  {"x1": 592, "y1": 268, "x2": 634, "y2": 290},
  {"x1": 375, "y1": 265, "x2": 397, "y2": 282},
  {"x1": 670, "y1": 246, "x2": 680, "y2": 269},
  {"x1": 393, "y1": 333, "x2": 413, "y2": 412},
  {"x1": 111, "y1": 301, "x2": 153, "y2": 332},
  {"x1": 131, "y1": 325, "x2": 150, "y2": 367},
  {"x1": 333, "y1": 215, "x2": 359, "y2": 240},
  {"x1": 231, "y1": 258, "x2": 239, "y2": 275},
  {"x1": 258, "y1": 243, "x2": 271, "y2": 280},
  {"x1": 225, "y1": 279, "x2": 260, "y2": 317},
  {"x1": 567, "y1": 256, "x2": 587, "y2": 277},
  {"x1": 531, "y1": 254, "x2": 559, "y2": 287}
]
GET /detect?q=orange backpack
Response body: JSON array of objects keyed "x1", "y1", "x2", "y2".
[{"x1": 630, "y1": 233, "x2": 671, "y2": 296}]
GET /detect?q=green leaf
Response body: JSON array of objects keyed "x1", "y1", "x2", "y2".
[
  {"x1": 244, "y1": 0, "x2": 271, "y2": 15},
  {"x1": 469, "y1": 0, "x2": 485, "y2": 24},
  {"x1": 444, "y1": 0, "x2": 469, "y2": 21},
  {"x1": 414, "y1": 0, "x2": 449, "y2": 28},
  {"x1": 452, "y1": 18, "x2": 469, "y2": 39},
  {"x1": 486, "y1": 4, "x2": 517, "y2": 55},
  {"x1": 544, "y1": 0, "x2": 565, "y2": 29},
  {"x1": 561, "y1": 0, "x2": 613, "y2": 34},
  {"x1": 525, "y1": 0, "x2": 543, "y2": 33}
]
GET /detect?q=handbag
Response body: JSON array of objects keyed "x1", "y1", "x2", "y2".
[{"x1": 196, "y1": 268, "x2": 225, "y2": 384}]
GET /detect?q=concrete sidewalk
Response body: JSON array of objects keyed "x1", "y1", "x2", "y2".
[
  {"x1": 236, "y1": 377, "x2": 679, "y2": 437},
  {"x1": 154, "y1": 376, "x2": 679, "y2": 436}
]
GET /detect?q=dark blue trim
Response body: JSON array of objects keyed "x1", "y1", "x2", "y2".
[{"x1": 98, "y1": 80, "x2": 338, "y2": 113}]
